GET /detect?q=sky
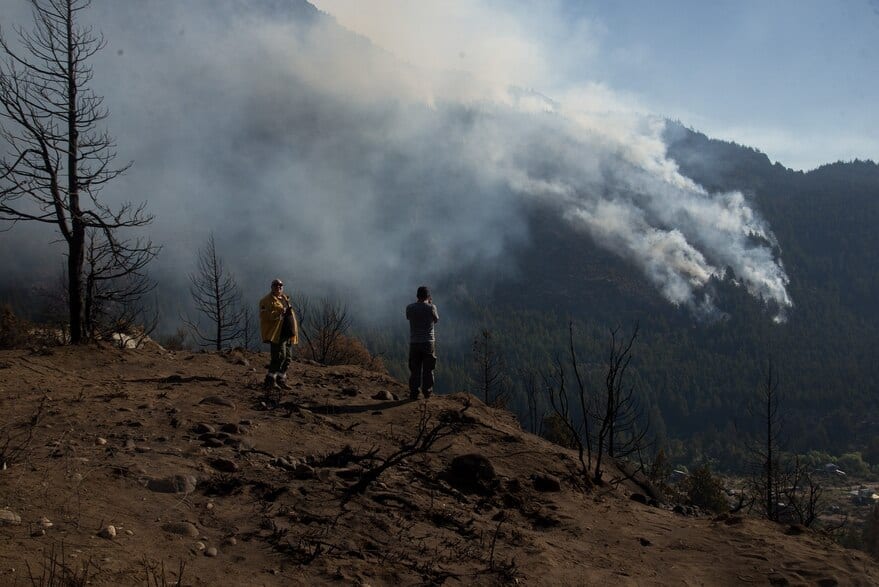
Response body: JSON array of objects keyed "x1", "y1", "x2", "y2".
[
  {"x1": 2, "y1": 0, "x2": 866, "y2": 326},
  {"x1": 310, "y1": 0, "x2": 879, "y2": 171}
]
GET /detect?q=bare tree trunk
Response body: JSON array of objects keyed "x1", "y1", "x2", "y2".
[{"x1": 0, "y1": 0, "x2": 151, "y2": 344}]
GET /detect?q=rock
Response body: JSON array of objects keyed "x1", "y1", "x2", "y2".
[
  {"x1": 146, "y1": 474, "x2": 198, "y2": 494},
  {"x1": 204, "y1": 547, "x2": 218, "y2": 557},
  {"x1": 239, "y1": 419, "x2": 252, "y2": 426},
  {"x1": 202, "y1": 438, "x2": 224, "y2": 448},
  {"x1": 445, "y1": 454, "x2": 496, "y2": 495},
  {"x1": 223, "y1": 536, "x2": 237, "y2": 546},
  {"x1": 95, "y1": 437, "x2": 107, "y2": 446},
  {"x1": 98, "y1": 525, "x2": 116, "y2": 539},
  {"x1": 293, "y1": 463, "x2": 316, "y2": 480},
  {"x1": 209, "y1": 458, "x2": 239, "y2": 473},
  {"x1": 533, "y1": 473, "x2": 562, "y2": 492},
  {"x1": 124, "y1": 439, "x2": 136, "y2": 450},
  {"x1": 342, "y1": 387, "x2": 359, "y2": 397},
  {"x1": 220, "y1": 423, "x2": 241, "y2": 434},
  {"x1": 125, "y1": 529, "x2": 134, "y2": 536},
  {"x1": 192, "y1": 423, "x2": 216, "y2": 434},
  {"x1": 768, "y1": 573, "x2": 790, "y2": 586},
  {"x1": 194, "y1": 541, "x2": 206, "y2": 551},
  {"x1": 135, "y1": 446, "x2": 152, "y2": 453},
  {"x1": 198, "y1": 396, "x2": 235, "y2": 408},
  {"x1": 273, "y1": 457, "x2": 296, "y2": 471},
  {"x1": 31, "y1": 529, "x2": 46, "y2": 537},
  {"x1": 371, "y1": 390, "x2": 394, "y2": 401},
  {"x1": 39, "y1": 517, "x2": 53, "y2": 529},
  {"x1": 0, "y1": 509, "x2": 21, "y2": 526},
  {"x1": 161, "y1": 522, "x2": 199, "y2": 537},
  {"x1": 629, "y1": 493, "x2": 648, "y2": 504},
  {"x1": 639, "y1": 537, "x2": 652, "y2": 546}
]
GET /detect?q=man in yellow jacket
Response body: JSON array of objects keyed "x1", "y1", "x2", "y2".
[{"x1": 259, "y1": 278, "x2": 299, "y2": 390}]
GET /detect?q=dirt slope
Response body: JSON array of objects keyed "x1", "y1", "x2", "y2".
[{"x1": 0, "y1": 345, "x2": 877, "y2": 586}]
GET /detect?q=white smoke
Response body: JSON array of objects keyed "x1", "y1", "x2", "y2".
[{"x1": 0, "y1": 0, "x2": 792, "y2": 322}]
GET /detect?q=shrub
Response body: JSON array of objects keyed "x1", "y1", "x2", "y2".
[
  {"x1": 0, "y1": 305, "x2": 28, "y2": 348},
  {"x1": 298, "y1": 332, "x2": 385, "y2": 373},
  {"x1": 159, "y1": 327, "x2": 190, "y2": 351},
  {"x1": 541, "y1": 413, "x2": 578, "y2": 450},
  {"x1": 682, "y1": 463, "x2": 728, "y2": 513}
]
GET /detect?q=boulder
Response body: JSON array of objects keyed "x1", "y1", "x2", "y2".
[
  {"x1": 445, "y1": 454, "x2": 496, "y2": 495},
  {"x1": 147, "y1": 474, "x2": 198, "y2": 494},
  {"x1": 533, "y1": 473, "x2": 562, "y2": 492},
  {"x1": 161, "y1": 521, "x2": 199, "y2": 538}
]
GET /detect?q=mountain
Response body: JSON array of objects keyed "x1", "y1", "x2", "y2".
[
  {"x1": 379, "y1": 124, "x2": 879, "y2": 470},
  {"x1": 0, "y1": 345, "x2": 876, "y2": 585}
]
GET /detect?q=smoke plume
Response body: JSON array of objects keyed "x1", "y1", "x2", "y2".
[{"x1": 0, "y1": 0, "x2": 792, "y2": 322}]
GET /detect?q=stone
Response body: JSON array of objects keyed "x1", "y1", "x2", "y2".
[
  {"x1": 95, "y1": 437, "x2": 107, "y2": 446},
  {"x1": 639, "y1": 537, "x2": 652, "y2": 547},
  {"x1": 39, "y1": 517, "x2": 53, "y2": 529},
  {"x1": 629, "y1": 493, "x2": 648, "y2": 504},
  {"x1": 194, "y1": 541, "x2": 206, "y2": 551},
  {"x1": 273, "y1": 457, "x2": 295, "y2": 470},
  {"x1": 293, "y1": 463, "x2": 316, "y2": 480},
  {"x1": 146, "y1": 474, "x2": 197, "y2": 494},
  {"x1": 198, "y1": 396, "x2": 235, "y2": 408},
  {"x1": 0, "y1": 509, "x2": 21, "y2": 526},
  {"x1": 192, "y1": 423, "x2": 216, "y2": 434},
  {"x1": 371, "y1": 390, "x2": 394, "y2": 401},
  {"x1": 204, "y1": 547, "x2": 218, "y2": 557},
  {"x1": 223, "y1": 537, "x2": 237, "y2": 546},
  {"x1": 445, "y1": 454, "x2": 496, "y2": 495},
  {"x1": 202, "y1": 438, "x2": 224, "y2": 448},
  {"x1": 209, "y1": 458, "x2": 239, "y2": 473},
  {"x1": 220, "y1": 423, "x2": 241, "y2": 434},
  {"x1": 161, "y1": 522, "x2": 199, "y2": 538},
  {"x1": 533, "y1": 473, "x2": 562, "y2": 492},
  {"x1": 342, "y1": 387, "x2": 359, "y2": 397},
  {"x1": 98, "y1": 525, "x2": 117, "y2": 539},
  {"x1": 31, "y1": 529, "x2": 46, "y2": 537}
]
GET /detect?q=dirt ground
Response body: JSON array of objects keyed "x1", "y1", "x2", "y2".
[{"x1": 1, "y1": 345, "x2": 877, "y2": 586}]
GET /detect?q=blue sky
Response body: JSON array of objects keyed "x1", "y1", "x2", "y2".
[{"x1": 313, "y1": 0, "x2": 879, "y2": 171}]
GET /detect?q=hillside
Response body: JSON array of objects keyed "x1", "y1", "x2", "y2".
[
  {"x1": 1, "y1": 346, "x2": 877, "y2": 585},
  {"x1": 393, "y1": 125, "x2": 879, "y2": 470}
]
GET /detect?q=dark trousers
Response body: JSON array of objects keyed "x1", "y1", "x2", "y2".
[
  {"x1": 408, "y1": 342, "x2": 437, "y2": 396},
  {"x1": 269, "y1": 340, "x2": 292, "y2": 374}
]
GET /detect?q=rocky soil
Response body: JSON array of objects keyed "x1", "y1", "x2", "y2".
[{"x1": 1, "y1": 345, "x2": 877, "y2": 586}]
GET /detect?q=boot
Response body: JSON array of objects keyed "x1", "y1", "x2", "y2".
[
  {"x1": 263, "y1": 373, "x2": 278, "y2": 390},
  {"x1": 277, "y1": 374, "x2": 293, "y2": 391}
]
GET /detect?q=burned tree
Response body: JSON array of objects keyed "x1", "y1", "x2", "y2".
[
  {"x1": 744, "y1": 358, "x2": 822, "y2": 526},
  {"x1": 472, "y1": 329, "x2": 509, "y2": 407},
  {"x1": 593, "y1": 323, "x2": 646, "y2": 482},
  {"x1": 183, "y1": 234, "x2": 244, "y2": 351},
  {"x1": 544, "y1": 322, "x2": 647, "y2": 485},
  {"x1": 0, "y1": 0, "x2": 153, "y2": 343},
  {"x1": 83, "y1": 228, "x2": 158, "y2": 341},
  {"x1": 296, "y1": 296, "x2": 352, "y2": 365}
]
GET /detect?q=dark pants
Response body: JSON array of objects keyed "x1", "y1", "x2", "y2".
[
  {"x1": 408, "y1": 342, "x2": 437, "y2": 397},
  {"x1": 269, "y1": 340, "x2": 292, "y2": 374}
]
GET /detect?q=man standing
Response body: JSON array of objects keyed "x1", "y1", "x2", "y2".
[
  {"x1": 406, "y1": 286, "x2": 439, "y2": 400},
  {"x1": 259, "y1": 278, "x2": 299, "y2": 391}
]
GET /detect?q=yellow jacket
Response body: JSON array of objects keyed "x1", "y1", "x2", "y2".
[{"x1": 259, "y1": 292, "x2": 299, "y2": 345}]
